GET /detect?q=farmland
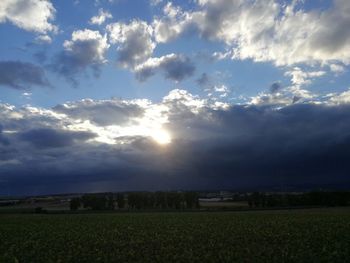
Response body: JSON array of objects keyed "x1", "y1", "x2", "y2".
[{"x1": 0, "y1": 208, "x2": 349, "y2": 262}]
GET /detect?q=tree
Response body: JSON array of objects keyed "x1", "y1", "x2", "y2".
[
  {"x1": 70, "y1": 197, "x2": 81, "y2": 210},
  {"x1": 185, "y1": 192, "x2": 199, "y2": 209},
  {"x1": 117, "y1": 193, "x2": 125, "y2": 209},
  {"x1": 81, "y1": 194, "x2": 107, "y2": 210}
]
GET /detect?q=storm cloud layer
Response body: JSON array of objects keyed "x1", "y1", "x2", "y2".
[{"x1": 1, "y1": 89, "x2": 350, "y2": 195}]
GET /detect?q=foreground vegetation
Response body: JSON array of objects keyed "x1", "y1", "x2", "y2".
[{"x1": 0, "y1": 208, "x2": 349, "y2": 262}]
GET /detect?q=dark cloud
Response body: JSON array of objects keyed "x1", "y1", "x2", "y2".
[
  {"x1": 50, "y1": 29, "x2": 109, "y2": 86},
  {"x1": 1, "y1": 95, "x2": 350, "y2": 195},
  {"x1": 269, "y1": 82, "x2": 282, "y2": 93},
  {"x1": 107, "y1": 21, "x2": 155, "y2": 69},
  {"x1": 19, "y1": 128, "x2": 96, "y2": 149},
  {"x1": 0, "y1": 124, "x2": 10, "y2": 146},
  {"x1": 196, "y1": 73, "x2": 210, "y2": 87},
  {"x1": 162, "y1": 55, "x2": 195, "y2": 81},
  {"x1": 33, "y1": 50, "x2": 48, "y2": 63},
  {"x1": 51, "y1": 48, "x2": 100, "y2": 86},
  {"x1": 0, "y1": 61, "x2": 50, "y2": 90},
  {"x1": 136, "y1": 54, "x2": 195, "y2": 82}
]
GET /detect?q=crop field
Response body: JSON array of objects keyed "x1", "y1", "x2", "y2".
[{"x1": 0, "y1": 208, "x2": 350, "y2": 262}]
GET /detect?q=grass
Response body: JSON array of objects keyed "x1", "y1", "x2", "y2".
[{"x1": 0, "y1": 208, "x2": 349, "y2": 262}]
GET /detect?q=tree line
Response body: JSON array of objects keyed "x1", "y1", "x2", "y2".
[
  {"x1": 248, "y1": 191, "x2": 350, "y2": 208},
  {"x1": 70, "y1": 191, "x2": 199, "y2": 211}
]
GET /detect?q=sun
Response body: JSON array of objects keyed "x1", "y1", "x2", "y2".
[{"x1": 152, "y1": 129, "x2": 172, "y2": 145}]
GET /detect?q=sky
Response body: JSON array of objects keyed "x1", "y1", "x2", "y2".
[{"x1": 1, "y1": 0, "x2": 350, "y2": 195}]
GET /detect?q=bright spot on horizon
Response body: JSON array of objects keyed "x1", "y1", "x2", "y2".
[{"x1": 152, "y1": 129, "x2": 172, "y2": 145}]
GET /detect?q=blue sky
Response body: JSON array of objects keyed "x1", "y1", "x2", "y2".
[
  {"x1": 1, "y1": 0, "x2": 350, "y2": 195},
  {"x1": 0, "y1": 0, "x2": 348, "y2": 108}
]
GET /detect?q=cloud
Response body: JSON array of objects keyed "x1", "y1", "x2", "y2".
[
  {"x1": 152, "y1": 2, "x2": 193, "y2": 43},
  {"x1": 329, "y1": 64, "x2": 346, "y2": 74},
  {"x1": 51, "y1": 29, "x2": 109, "y2": 85},
  {"x1": 53, "y1": 98, "x2": 144, "y2": 126},
  {"x1": 196, "y1": 72, "x2": 231, "y2": 99},
  {"x1": 0, "y1": 60, "x2": 50, "y2": 90},
  {"x1": 106, "y1": 18, "x2": 195, "y2": 82},
  {"x1": 0, "y1": 124, "x2": 10, "y2": 146},
  {"x1": 0, "y1": 0, "x2": 57, "y2": 39},
  {"x1": 285, "y1": 67, "x2": 326, "y2": 86},
  {"x1": 2, "y1": 89, "x2": 350, "y2": 194},
  {"x1": 107, "y1": 20, "x2": 155, "y2": 69},
  {"x1": 269, "y1": 82, "x2": 282, "y2": 94},
  {"x1": 150, "y1": 0, "x2": 163, "y2": 6},
  {"x1": 328, "y1": 89, "x2": 350, "y2": 105},
  {"x1": 135, "y1": 53, "x2": 195, "y2": 81},
  {"x1": 90, "y1": 8, "x2": 112, "y2": 25},
  {"x1": 250, "y1": 81, "x2": 314, "y2": 106},
  {"x1": 196, "y1": 73, "x2": 210, "y2": 87},
  {"x1": 19, "y1": 128, "x2": 96, "y2": 149},
  {"x1": 154, "y1": 0, "x2": 350, "y2": 67}
]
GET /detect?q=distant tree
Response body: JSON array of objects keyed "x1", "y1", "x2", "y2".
[
  {"x1": 106, "y1": 193, "x2": 115, "y2": 210},
  {"x1": 155, "y1": 192, "x2": 167, "y2": 209},
  {"x1": 34, "y1": 207, "x2": 46, "y2": 213},
  {"x1": 127, "y1": 193, "x2": 141, "y2": 209},
  {"x1": 81, "y1": 194, "x2": 107, "y2": 210},
  {"x1": 185, "y1": 192, "x2": 199, "y2": 209},
  {"x1": 116, "y1": 193, "x2": 125, "y2": 209},
  {"x1": 248, "y1": 199, "x2": 253, "y2": 208},
  {"x1": 70, "y1": 198, "x2": 81, "y2": 210}
]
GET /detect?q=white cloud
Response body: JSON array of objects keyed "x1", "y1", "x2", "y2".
[
  {"x1": 155, "y1": 0, "x2": 350, "y2": 67},
  {"x1": 0, "y1": 0, "x2": 57, "y2": 36},
  {"x1": 90, "y1": 8, "x2": 112, "y2": 25},
  {"x1": 285, "y1": 67, "x2": 326, "y2": 86},
  {"x1": 152, "y1": 2, "x2": 192, "y2": 43},
  {"x1": 250, "y1": 81, "x2": 315, "y2": 106},
  {"x1": 36, "y1": 34, "x2": 52, "y2": 43},
  {"x1": 329, "y1": 64, "x2": 346, "y2": 74},
  {"x1": 328, "y1": 89, "x2": 350, "y2": 105},
  {"x1": 150, "y1": 0, "x2": 163, "y2": 6}
]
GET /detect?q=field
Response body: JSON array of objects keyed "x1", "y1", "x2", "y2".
[{"x1": 0, "y1": 208, "x2": 349, "y2": 262}]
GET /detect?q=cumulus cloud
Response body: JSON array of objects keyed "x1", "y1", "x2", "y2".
[
  {"x1": 327, "y1": 89, "x2": 350, "y2": 105},
  {"x1": 51, "y1": 29, "x2": 109, "y2": 85},
  {"x1": 152, "y1": 2, "x2": 193, "y2": 43},
  {"x1": 107, "y1": 20, "x2": 155, "y2": 68},
  {"x1": 0, "y1": 60, "x2": 50, "y2": 90},
  {"x1": 0, "y1": 0, "x2": 57, "y2": 40},
  {"x1": 250, "y1": 81, "x2": 315, "y2": 106},
  {"x1": 285, "y1": 67, "x2": 326, "y2": 86},
  {"x1": 1, "y1": 89, "x2": 350, "y2": 194},
  {"x1": 106, "y1": 18, "x2": 195, "y2": 82},
  {"x1": 90, "y1": 8, "x2": 112, "y2": 25},
  {"x1": 154, "y1": 0, "x2": 350, "y2": 67},
  {"x1": 135, "y1": 54, "x2": 195, "y2": 81}
]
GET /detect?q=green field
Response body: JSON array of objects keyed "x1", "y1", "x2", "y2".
[{"x1": 0, "y1": 208, "x2": 349, "y2": 262}]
